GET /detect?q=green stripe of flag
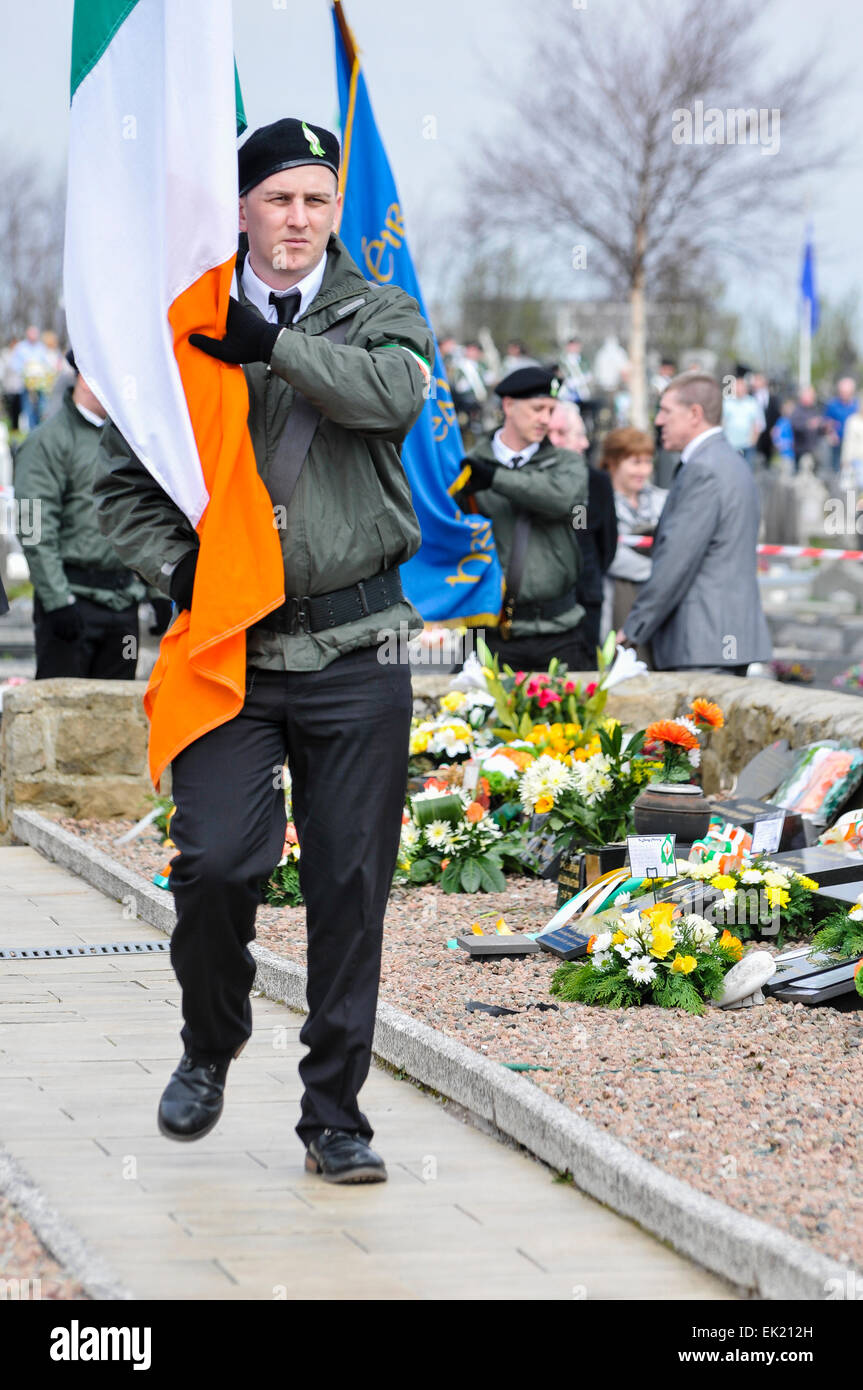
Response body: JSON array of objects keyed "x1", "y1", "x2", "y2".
[
  {"x1": 70, "y1": 0, "x2": 139, "y2": 99},
  {"x1": 234, "y1": 59, "x2": 247, "y2": 136}
]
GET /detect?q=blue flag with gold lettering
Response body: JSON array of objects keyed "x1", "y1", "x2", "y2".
[{"x1": 332, "y1": 5, "x2": 502, "y2": 625}]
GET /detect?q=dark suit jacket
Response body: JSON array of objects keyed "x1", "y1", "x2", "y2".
[
  {"x1": 624, "y1": 430, "x2": 772, "y2": 668},
  {"x1": 0, "y1": 572, "x2": 8, "y2": 617}
]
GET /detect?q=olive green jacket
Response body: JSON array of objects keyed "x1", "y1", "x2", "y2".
[
  {"x1": 463, "y1": 434, "x2": 589, "y2": 637},
  {"x1": 13, "y1": 387, "x2": 144, "y2": 613},
  {"x1": 93, "y1": 234, "x2": 433, "y2": 669}
]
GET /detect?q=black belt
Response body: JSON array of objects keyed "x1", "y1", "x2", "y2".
[
  {"x1": 256, "y1": 568, "x2": 404, "y2": 636},
  {"x1": 64, "y1": 562, "x2": 133, "y2": 591},
  {"x1": 512, "y1": 586, "x2": 579, "y2": 623}
]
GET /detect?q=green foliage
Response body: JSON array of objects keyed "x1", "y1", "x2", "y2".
[
  {"x1": 809, "y1": 911, "x2": 863, "y2": 961},
  {"x1": 148, "y1": 794, "x2": 175, "y2": 839},
  {"x1": 264, "y1": 859, "x2": 303, "y2": 908},
  {"x1": 550, "y1": 960, "x2": 643, "y2": 1010}
]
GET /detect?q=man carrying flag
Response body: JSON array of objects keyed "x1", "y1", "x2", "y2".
[{"x1": 95, "y1": 117, "x2": 433, "y2": 1183}]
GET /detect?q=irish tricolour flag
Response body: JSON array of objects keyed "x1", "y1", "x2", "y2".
[{"x1": 64, "y1": 0, "x2": 284, "y2": 786}]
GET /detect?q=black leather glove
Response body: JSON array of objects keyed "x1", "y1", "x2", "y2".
[
  {"x1": 189, "y1": 298, "x2": 281, "y2": 365},
  {"x1": 467, "y1": 456, "x2": 498, "y2": 492},
  {"x1": 148, "y1": 596, "x2": 174, "y2": 636},
  {"x1": 48, "y1": 601, "x2": 85, "y2": 642},
  {"x1": 169, "y1": 551, "x2": 198, "y2": 612}
]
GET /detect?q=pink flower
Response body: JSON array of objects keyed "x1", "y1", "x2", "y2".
[
  {"x1": 513, "y1": 671, "x2": 528, "y2": 684},
  {"x1": 538, "y1": 688, "x2": 561, "y2": 708},
  {"x1": 564, "y1": 680, "x2": 577, "y2": 693},
  {"x1": 525, "y1": 674, "x2": 550, "y2": 698},
  {"x1": 585, "y1": 682, "x2": 598, "y2": 697}
]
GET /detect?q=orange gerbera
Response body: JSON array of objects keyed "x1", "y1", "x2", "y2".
[
  {"x1": 691, "y1": 698, "x2": 725, "y2": 729},
  {"x1": 645, "y1": 719, "x2": 699, "y2": 751}
]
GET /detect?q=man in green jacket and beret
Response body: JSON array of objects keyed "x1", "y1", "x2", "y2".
[
  {"x1": 14, "y1": 358, "x2": 144, "y2": 678},
  {"x1": 94, "y1": 117, "x2": 433, "y2": 1184},
  {"x1": 458, "y1": 368, "x2": 591, "y2": 673}
]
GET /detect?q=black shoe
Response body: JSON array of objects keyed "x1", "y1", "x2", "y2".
[
  {"x1": 157, "y1": 1052, "x2": 229, "y2": 1142},
  {"x1": 304, "y1": 1128, "x2": 387, "y2": 1184}
]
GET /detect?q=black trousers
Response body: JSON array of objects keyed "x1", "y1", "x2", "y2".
[
  {"x1": 167, "y1": 644, "x2": 413, "y2": 1147},
  {"x1": 481, "y1": 624, "x2": 596, "y2": 674},
  {"x1": 33, "y1": 594, "x2": 139, "y2": 679}
]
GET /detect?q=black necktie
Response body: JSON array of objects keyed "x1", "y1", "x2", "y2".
[
  {"x1": 509, "y1": 454, "x2": 523, "y2": 468},
  {"x1": 268, "y1": 289, "x2": 301, "y2": 328}
]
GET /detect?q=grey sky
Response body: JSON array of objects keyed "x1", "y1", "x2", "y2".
[{"x1": 2, "y1": 0, "x2": 861, "y2": 352}]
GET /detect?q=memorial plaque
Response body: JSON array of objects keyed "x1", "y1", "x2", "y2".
[
  {"x1": 731, "y1": 740, "x2": 795, "y2": 801},
  {"x1": 770, "y1": 845, "x2": 863, "y2": 888},
  {"x1": 535, "y1": 921, "x2": 594, "y2": 961},
  {"x1": 709, "y1": 796, "x2": 805, "y2": 850},
  {"x1": 456, "y1": 932, "x2": 540, "y2": 958},
  {"x1": 810, "y1": 881, "x2": 863, "y2": 909},
  {"x1": 767, "y1": 958, "x2": 862, "y2": 1005}
]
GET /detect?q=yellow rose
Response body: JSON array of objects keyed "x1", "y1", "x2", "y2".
[
  {"x1": 710, "y1": 874, "x2": 737, "y2": 890},
  {"x1": 410, "y1": 731, "x2": 430, "y2": 754},
  {"x1": 534, "y1": 794, "x2": 554, "y2": 814},
  {"x1": 439, "y1": 691, "x2": 463, "y2": 713},
  {"x1": 671, "y1": 954, "x2": 698, "y2": 975},
  {"x1": 649, "y1": 924, "x2": 676, "y2": 959}
]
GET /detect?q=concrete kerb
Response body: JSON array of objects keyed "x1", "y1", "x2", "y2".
[
  {"x1": 0, "y1": 1148, "x2": 132, "y2": 1302},
  {"x1": 11, "y1": 808, "x2": 858, "y2": 1301}
]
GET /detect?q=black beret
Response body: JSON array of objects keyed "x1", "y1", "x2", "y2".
[
  {"x1": 238, "y1": 118, "x2": 340, "y2": 196},
  {"x1": 495, "y1": 366, "x2": 562, "y2": 400}
]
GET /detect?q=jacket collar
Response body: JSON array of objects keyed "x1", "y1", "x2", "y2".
[
  {"x1": 236, "y1": 233, "x2": 370, "y2": 327},
  {"x1": 470, "y1": 431, "x2": 559, "y2": 464}
]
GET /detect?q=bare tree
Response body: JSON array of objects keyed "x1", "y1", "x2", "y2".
[
  {"x1": 0, "y1": 150, "x2": 66, "y2": 344},
  {"x1": 467, "y1": 0, "x2": 848, "y2": 426}
]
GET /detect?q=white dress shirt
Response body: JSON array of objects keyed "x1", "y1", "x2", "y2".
[
  {"x1": 680, "y1": 425, "x2": 723, "y2": 464},
  {"x1": 491, "y1": 429, "x2": 540, "y2": 468},
  {"x1": 241, "y1": 251, "x2": 328, "y2": 324},
  {"x1": 75, "y1": 402, "x2": 106, "y2": 428}
]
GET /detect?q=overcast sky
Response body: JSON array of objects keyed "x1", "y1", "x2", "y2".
[{"x1": 2, "y1": 0, "x2": 862, "y2": 353}]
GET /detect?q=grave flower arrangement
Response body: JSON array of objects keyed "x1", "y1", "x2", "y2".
[
  {"x1": 643, "y1": 698, "x2": 724, "y2": 782},
  {"x1": 674, "y1": 857, "x2": 820, "y2": 945},
  {"x1": 265, "y1": 823, "x2": 304, "y2": 907},
  {"x1": 808, "y1": 899, "x2": 863, "y2": 961},
  {"x1": 409, "y1": 688, "x2": 496, "y2": 767},
  {"x1": 549, "y1": 901, "x2": 743, "y2": 1015},
  {"x1": 398, "y1": 788, "x2": 509, "y2": 893},
  {"x1": 518, "y1": 722, "x2": 653, "y2": 851},
  {"x1": 475, "y1": 632, "x2": 622, "y2": 747}
]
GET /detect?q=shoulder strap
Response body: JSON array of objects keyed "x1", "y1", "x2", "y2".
[
  {"x1": 266, "y1": 312, "x2": 355, "y2": 513},
  {"x1": 499, "y1": 511, "x2": 532, "y2": 638}
]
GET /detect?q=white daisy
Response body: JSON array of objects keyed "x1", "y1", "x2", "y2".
[
  {"x1": 591, "y1": 931, "x2": 614, "y2": 954},
  {"x1": 591, "y1": 952, "x2": 612, "y2": 970},
  {"x1": 627, "y1": 956, "x2": 658, "y2": 984},
  {"x1": 423, "y1": 820, "x2": 451, "y2": 848},
  {"x1": 740, "y1": 869, "x2": 763, "y2": 884}
]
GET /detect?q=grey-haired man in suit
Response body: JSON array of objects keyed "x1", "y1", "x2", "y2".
[{"x1": 620, "y1": 372, "x2": 771, "y2": 674}]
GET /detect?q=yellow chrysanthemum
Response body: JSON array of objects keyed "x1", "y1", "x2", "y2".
[
  {"x1": 611, "y1": 930, "x2": 627, "y2": 945},
  {"x1": 670, "y1": 954, "x2": 698, "y2": 975},
  {"x1": 439, "y1": 691, "x2": 464, "y2": 713},
  {"x1": 534, "y1": 794, "x2": 554, "y2": 814},
  {"x1": 649, "y1": 924, "x2": 676, "y2": 959},
  {"x1": 765, "y1": 885, "x2": 790, "y2": 909},
  {"x1": 710, "y1": 874, "x2": 737, "y2": 890},
  {"x1": 796, "y1": 876, "x2": 819, "y2": 891}
]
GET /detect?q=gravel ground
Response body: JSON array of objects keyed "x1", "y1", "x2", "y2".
[
  {"x1": 0, "y1": 1193, "x2": 88, "y2": 1300},
  {"x1": 53, "y1": 817, "x2": 863, "y2": 1271}
]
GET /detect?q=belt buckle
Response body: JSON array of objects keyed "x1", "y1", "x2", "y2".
[{"x1": 287, "y1": 595, "x2": 312, "y2": 635}]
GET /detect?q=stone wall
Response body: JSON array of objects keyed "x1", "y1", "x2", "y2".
[
  {"x1": 0, "y1": 680, "x2": 153, "y2": 835},
  {"x1": 3, "y1": 672, "x2": 863, "y2": 837}
]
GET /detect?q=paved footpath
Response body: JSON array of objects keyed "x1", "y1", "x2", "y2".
[{"x1": 0, "y1": 845, "x2": 736, "y2": 1300}]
